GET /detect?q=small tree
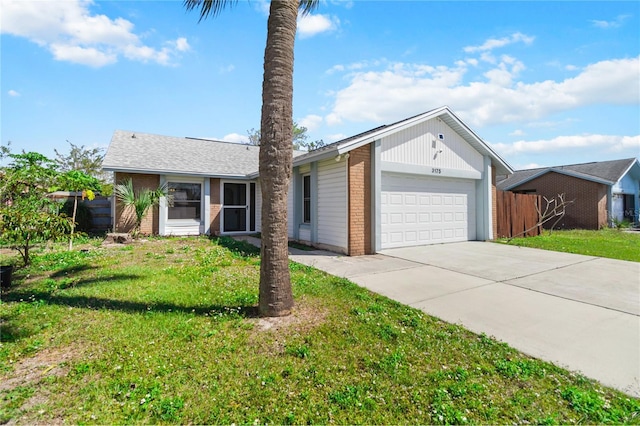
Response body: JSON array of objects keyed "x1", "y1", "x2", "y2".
[
  {"x1": 246, "y1": 122, "x2": 325, "y2": 151},
  {"x1": 55, "y1": 141, "x2": 113, "y2": 195},
  {"x1": 114, "y1": 178, "x2": 170, "y2": 238},
  {"x1": 0, "y1": 152, "x2": 72, "y2": 266},
  {"x1": 506, "y1": 193, "x2": 575, "y2": 242},
  {"x1": 58, "y1": 170, "x2": 102, "y2": 250}
]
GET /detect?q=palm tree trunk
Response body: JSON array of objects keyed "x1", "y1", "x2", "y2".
[{"x1": 258, "y1": 0, "x2": 298, "y2": 317}]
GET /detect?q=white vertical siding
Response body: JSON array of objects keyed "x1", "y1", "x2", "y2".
[
  {"x1": 381, "y1": 118, "x2": 483, "y2": 173},
  {"x1": 287, "y1": 177, "x2": 294, "y2": 238},
  {"x1": 255, "y1": 180, "x2": 262, "y2": 233},
  {"x1": 317, "y1": 158, "x2": 347, "y2": 250}
]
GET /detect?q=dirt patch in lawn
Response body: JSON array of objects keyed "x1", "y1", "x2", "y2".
[
  {"x1": 0, "y1": 345, "x2": 83, "y2": 393},
  {"x1": 249, "y1": 298, "x2": 329, "y2": 355},
  {"x1": 254, "y1": 298, "x2": 328, "y2": 333},
  {"x1": 1, "y1": 345, "x2": 85, "y2": 425}
]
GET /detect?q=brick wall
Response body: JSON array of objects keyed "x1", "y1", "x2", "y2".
[
  {"x1": 114, "y1": 172, "x2": 160, "y2": 234},
  {"x1": 348, "y1": 144, "x2": 373, "y2": 256},
  {"x1": 510, "y1": 172, "x2": 608, "y2": 229},
  {"x1": 210, "y1": 178, "x2": 221, "y2": 235}
]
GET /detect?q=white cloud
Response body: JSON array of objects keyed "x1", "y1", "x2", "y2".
[
  {"x1": 0, "y1": 0, "x2": 189, "y2": 67},
  {"x1": 326, "y1": 59, "x2": 385, "y2": 75},
  {"x1": 323, "y1": 55, "x2": 639, "y2": 128},
  {"x1": 7, "y1": 90, "x2": 20, "y2": 97},
  {"x1": 591, "y1": 14, "x2": 631, "y2": 29},
  {"x1": 50, "y1": 43, "x2": 117, "y2": 66},
  {"x1": 518, "y1": 163, "x2": 543, "y2": 170},
  {"x1": 219, "y1": 64, "x2": 235, "y2": 74},
  {"x1": 222, "y1": 133, "x2": 249, "y2": 144},
  {"x1": 298, "y1": 114, "x2": 323, "y2": 132},
  {"x1": 490, "y1": 134, "x2": 640, "y2": 155},
  {"x1": 463, "y1": 32, "x2": 535, "y2": 53},
  {"x1": 327, "y1": 133, "x2": 347, "y2": 142},
  {"x1": 298, "y1": 14, "x2": 339, "y2": 38},
  {"x1": 174, "y1": 37, "x2": 190, "y2": 52},
  {"x1": 509, "y1": 129, "x2": 525, "y2": 137}
]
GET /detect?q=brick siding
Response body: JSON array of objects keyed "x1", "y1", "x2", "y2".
[
  {"x1": 114, "y1": 172, "x2": 160, "y2": 234},
  {"x1": 210, "y1": 178, "x2": 221, "y2": 235},
  {"x1": 348, "y1": 144, "x2": 373, "y2": 256},
  {"x1": 510, "y1": 172, "x2": 608, "y2": 229}
]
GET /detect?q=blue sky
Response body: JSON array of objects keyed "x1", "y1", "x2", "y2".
[{"x1": 1, "y1": 0, "x2": 638, "y2": 170}]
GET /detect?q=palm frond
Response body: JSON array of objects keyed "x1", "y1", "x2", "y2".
[
  {"x1": 299, "y1": 0, "x2": 319, "y2": 15},
  {"x1": 184, "y1": 0, "x2": 237, "y2": 22},
  {"x1": 114, "y1": 179, "x2": 136, "y2": 206}
]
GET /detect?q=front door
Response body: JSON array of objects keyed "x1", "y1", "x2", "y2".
[{"x1": 223, "y1": 182, "x2": 247, "y2": 232}]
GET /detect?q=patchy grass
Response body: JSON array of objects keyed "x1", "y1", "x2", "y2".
[
  {"x1": 498, "y1": 229, "x2": 640, "y2": 262},
  {"x1": 1, "y1": 236, "x2": 638, "y2": 424}
]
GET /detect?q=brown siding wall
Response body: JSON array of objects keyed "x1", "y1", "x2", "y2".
[
  {"x1": 114, "y1": 172, "x2": 160, "y2": 235},
  {"x1": 510, "y1": 172, "x2": 608, "y2": 229},
  {"x1": 348, "y1": 144, "x2": 373, "y2": 256},
  {"x1": 210, "y1": 178, "x2": 221, "y2": 235}
]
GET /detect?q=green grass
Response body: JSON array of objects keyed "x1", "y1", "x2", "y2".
[
  {"x1": 1, "y1": 236, "x2": 639, "y2": 424},
  {"x1": 497, "y1": 228, "x2": 640, "y2": 262}
]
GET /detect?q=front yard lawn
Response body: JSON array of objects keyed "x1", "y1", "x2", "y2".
[
  {"x1": 1, "y1": 236, "x2": 638, "y2": 424},
  {"x1": 497, "y1": 228, "x2": 640, "y2": 262}
]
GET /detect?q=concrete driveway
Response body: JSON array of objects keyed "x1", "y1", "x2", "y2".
[{"x1": 285, "y1": 241, "x2": 640, "y2": 397}]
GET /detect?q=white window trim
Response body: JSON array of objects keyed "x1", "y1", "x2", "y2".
[{"x1": 302, "y1": 173, "x2": 311, "y2": 224}]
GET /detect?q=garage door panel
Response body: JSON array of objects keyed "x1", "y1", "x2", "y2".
[{"x1": 381, "y1": 173, "x2": 476, "y2": 249}]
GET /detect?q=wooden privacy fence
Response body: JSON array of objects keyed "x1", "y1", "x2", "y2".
[
  {"x1": 49, "y1": 192, "x2": 112, "y2": 234},
  {"x1": 496, "y1": 190, "x2": 542, "y2": 238}
]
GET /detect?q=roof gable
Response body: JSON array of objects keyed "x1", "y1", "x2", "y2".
[{"x1": 293, "y1": 106, "x2": 513, "y2": 175}]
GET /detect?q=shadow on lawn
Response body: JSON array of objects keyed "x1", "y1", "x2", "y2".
[
  {"x1": 50, "y1": 264, "x2": 98, "y2": 278},
  {"x1": 214, "y1": 236, "x2": 260, "y2": 257},
  {"x1": 3, "y1": 288, "x2": 259, "y2": 319}
]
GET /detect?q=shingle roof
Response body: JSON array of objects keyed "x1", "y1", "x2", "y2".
[
  {"x1": 497, "y1": 158, "x2": 638, "y2": 191},
  {"x1": 104, "y1": 106, "x2": 515, "y2": 178},
  {"x1": 103, "y1": 130, "x2": 305, "y2": 177}
]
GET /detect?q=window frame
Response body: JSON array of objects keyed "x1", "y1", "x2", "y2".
[
  {"x1": 302, "y1": 174, "x2": 311, "y2": 224},
  {"x1": 167, "y1": 181, "x2": 202, "y2": 222}
]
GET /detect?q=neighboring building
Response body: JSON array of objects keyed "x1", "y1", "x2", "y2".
[
  {"x1": 103, "y1": 106, "x2": 512, "y2": 255},
  {"x1": 496, "y1": 158, "x2": 640, "y2": 229}
]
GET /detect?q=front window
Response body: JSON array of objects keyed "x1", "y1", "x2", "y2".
[
  {"x1": 303, "y1": 175, "x2": 311, "y2": 223},
  {"x1": 168, "y1": 182, "x2": 201, "y2": 220}
]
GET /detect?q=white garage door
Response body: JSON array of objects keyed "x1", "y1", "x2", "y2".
[{"x1": 381, "y1": 173, "x2": 476, "y2": 249}]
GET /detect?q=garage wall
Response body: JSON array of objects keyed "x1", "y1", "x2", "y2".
[
  {"x1": 318, "y1": 158, "x2": 348, "y2": 250},
  {"x1": 381, "y1": 118, "x2": 483, "y2": 173}
]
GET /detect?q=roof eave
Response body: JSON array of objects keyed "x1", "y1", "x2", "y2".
[
  {"x1": 102, "y1": 166, "x2": 251, "y2": 180},
  {"x1": 616, "y1": 158, "x2": 640, "y2": 182}
]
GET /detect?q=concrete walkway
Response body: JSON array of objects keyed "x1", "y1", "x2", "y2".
[{"x1": 235, "y1": 237, "x2": 640, "y2": 397}]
